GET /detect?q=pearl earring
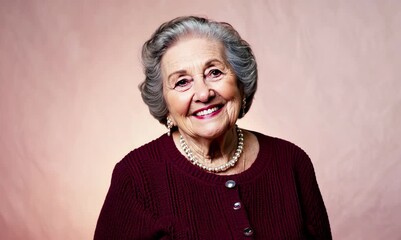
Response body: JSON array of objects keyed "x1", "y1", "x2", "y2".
[
  {"x1": 166, "y1": 117, "x2": 174, "y2": 136},
  {"x1": 242, "y1": 97, "x2": 247, "y2": 117}
]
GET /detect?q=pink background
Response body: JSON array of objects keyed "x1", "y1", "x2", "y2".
[{"x1": 1, "y1": 0, "x2": 400, "y2": 239}]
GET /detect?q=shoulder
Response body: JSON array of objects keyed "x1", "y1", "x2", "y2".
[
  {"x1": 123, "y1": 134, "x2": 169, "y2": 162},
  {"x1": 106, "y1": 134, "x2": 171, "y2": 194},
  {"x1": 253, "y1": 131, "x2": 307, "y2": 154},
  {"x1": 115, "y1": 134, "x2": 170, "y2": 175},
  {"x1": 252, "y1": 131, "x2": 312, "y2": 167}
]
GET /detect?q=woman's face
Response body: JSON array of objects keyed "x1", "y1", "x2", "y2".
[{"x1": 161, "y1": 37, "x2": 242, "y2": 140}]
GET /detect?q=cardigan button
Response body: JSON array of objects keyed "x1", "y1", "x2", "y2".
[
  {"x1": 243, "y1": 227, "x2": 254, "y2": 237},
  {"x1": 233, "y1": 202, "x2": 242, "y2": 210},
  {"x1": 225, "y1": 180, "x2": 236, "y2": 189}
]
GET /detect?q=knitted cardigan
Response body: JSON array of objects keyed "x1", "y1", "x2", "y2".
[{"x1": 94, "y1": 132, "x2": 332, "y2": 239}]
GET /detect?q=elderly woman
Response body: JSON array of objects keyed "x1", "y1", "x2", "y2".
[{"x1": 95, "y1": 16, "x2": 332, "y2": 239}]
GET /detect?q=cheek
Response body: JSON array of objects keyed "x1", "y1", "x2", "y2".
[
  {"x1": 227, "y1": 96, "x2": 242, "y2": 113},
  {"x1": 216, "y1": 74, "x2": 241, "y2": 98},
  {"x1": 218, "y1": 81, "x2": 242, "y2": 103},
  {"x1": 222, "y1": 87, "x2": 242, "y2": 115},
  {"x1": 165, "y1": 92, "x2": 191, "y2": 115}
]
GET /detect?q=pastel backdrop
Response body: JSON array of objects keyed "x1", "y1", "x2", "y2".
[{"x1": 0, "y1": 0, "x2": 400, "y2": 239}]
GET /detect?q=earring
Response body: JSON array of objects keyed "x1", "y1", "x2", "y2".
[
  {"x1": 242, "y1": 97, "x2": 247, "y2": 118},
  {"x1": 166, "y1": 117, "x2": 174, "y2": 136}
]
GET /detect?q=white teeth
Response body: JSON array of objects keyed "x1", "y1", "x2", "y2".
[{"x1": 196, "y1": 107, "x2": 219, "y2": 116}]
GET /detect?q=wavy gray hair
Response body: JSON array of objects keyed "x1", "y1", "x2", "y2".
[{"x1": 139, "y1": 16, "x2": 258, "y2": 125}]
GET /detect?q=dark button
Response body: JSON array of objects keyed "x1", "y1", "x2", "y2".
[
  {"x1": 233, "y1": 202, "x2": 241, "y2": 210},
  {"x1": 243, "y1": 227, "x2": 254, "y2": 237},
  {"x1": 225, "y1": 180, "x2": 236, "y2": 189}
]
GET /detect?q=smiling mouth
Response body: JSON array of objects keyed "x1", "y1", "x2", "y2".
[{"x1": 194, "y1": 105, "x2": 222, "y2": 117}]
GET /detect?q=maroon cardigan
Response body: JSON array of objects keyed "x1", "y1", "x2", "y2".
[{"x1": 95, "y1": 132, "x2": 332, "y2": 239}]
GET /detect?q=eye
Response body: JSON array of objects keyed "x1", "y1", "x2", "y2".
[
  {"x1": 173, "y1": 78, "x2": 192, "y2": 91},
  {"x1": 206, "y1": 69, "x2": 223, "y2": 80}
]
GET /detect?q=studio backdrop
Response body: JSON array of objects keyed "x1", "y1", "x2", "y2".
[{"x1": 0, "y1": 0, "x2": 400, "y2": 239}]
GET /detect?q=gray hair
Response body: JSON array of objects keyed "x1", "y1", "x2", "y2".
[{"x1": 139, "y1": 16, "x2": 258, "y2": 125}]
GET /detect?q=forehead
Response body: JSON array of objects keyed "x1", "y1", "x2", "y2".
[{"x1": 161, "y1": 37, "x2": 226, "y2": 75}]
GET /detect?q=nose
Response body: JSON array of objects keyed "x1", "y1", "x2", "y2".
[{"x1": 193, "y1": 76, "x2": 214, "y2": 102}]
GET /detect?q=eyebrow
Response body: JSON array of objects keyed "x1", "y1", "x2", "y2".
[{"x1": 167, "y1": 58, "x2": 225, "y2": 81}]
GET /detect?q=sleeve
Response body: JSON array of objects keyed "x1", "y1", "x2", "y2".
[
  {"x1": 94, "y1": 161, "x2": 162, "y2": 240},
  {"x1": 294, "y1": 150, "x2": 332, "y2": 240}
]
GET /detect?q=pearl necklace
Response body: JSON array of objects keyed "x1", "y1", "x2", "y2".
[{"x1": 179, "y1": 125, "x2": 244, "y2": 173}]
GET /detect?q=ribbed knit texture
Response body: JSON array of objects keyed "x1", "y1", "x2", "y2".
[{"x1": 94, "y1": 132, "x2": 332, "y2": 239}]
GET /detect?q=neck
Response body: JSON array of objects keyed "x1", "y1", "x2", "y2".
[{"x1": 176, "y1": 126, "x2": 238, "y2": 164}]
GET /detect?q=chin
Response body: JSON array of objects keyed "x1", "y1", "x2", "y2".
[{"x1": 195, "y1": 123, "x2": 233, "y2": 139}]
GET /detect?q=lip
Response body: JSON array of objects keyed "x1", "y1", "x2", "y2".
[{"x1": 192, "y1": 104, "x2": 224, "y2": 119}]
